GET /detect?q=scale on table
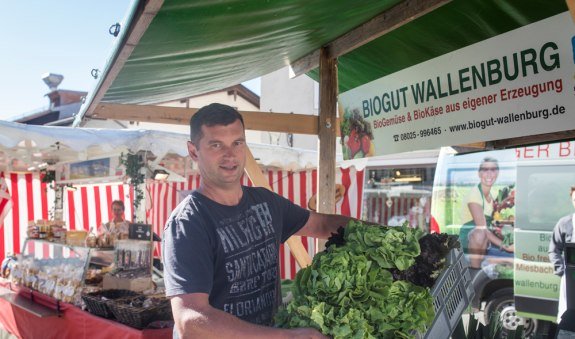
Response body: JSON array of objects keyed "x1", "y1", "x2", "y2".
[{"x1": 557, "y1": 242, "x2": 575, "y2": 338}]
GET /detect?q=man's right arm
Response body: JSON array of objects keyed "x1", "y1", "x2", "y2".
[{"x1": 171, "y1": 293, "x2": 328, "y2": 339}]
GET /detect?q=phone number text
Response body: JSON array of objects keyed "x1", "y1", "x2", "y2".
[{"x1": 393, "y1": 127, "x2": 442, "y2": 142}]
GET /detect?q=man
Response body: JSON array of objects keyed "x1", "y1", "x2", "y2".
[
  {"x1": 549, "y1": 185, "x2": 575, "y2": 323},
  {"x1": 99, "y1": 200, "x2": 129, "y2": 240},
  {"x1": 163, "y1": 103, "x2": 353, "y2": 338}
]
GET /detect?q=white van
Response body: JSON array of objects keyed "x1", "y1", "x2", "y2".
[{"x1": 429, "y1": 140, "x2": 575, "y2": 337}]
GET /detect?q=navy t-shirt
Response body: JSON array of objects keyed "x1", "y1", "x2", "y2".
[{"x1": 162, "y1": 186, "x2": 310, "y2": 326}]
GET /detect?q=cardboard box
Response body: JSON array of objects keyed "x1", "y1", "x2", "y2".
[
  {"x1": 103, "y1": 274, "x2": 152, "y2": 292},
  {"x1": 66, "y1": 230, "x2": 87, "y2": 246}
]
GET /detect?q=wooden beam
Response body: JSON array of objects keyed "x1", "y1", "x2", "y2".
[
  {"x1": 291, "y1": 0, "x2": 452, "y2": 76},
  {"x1": 76, "y1": 0, "x2": 164, "y2": 126},
  {"x1": 316, "y1": 48, "x2": 338, "y2": 252},
  {"x1": 91, "y1": 103, "x2": 320, "y2": 135},
  {"x1": 567, "y1": 0, "x2": 575, "y2": 23},
  {"x1": 451, "y1": 142, "x2": 490, "y2": 154},
  {"x1": 458, "y1": 142, "x2": 487, "y2": 149},
  {"x1": 492, "y1": 130, "x2": 575, "y2": 149},
  {"x1": 451, "y1": 131, "x2": 575, "y2": 154},
  {"x1": 243, "y1": 148, "x2": 312, "y2": 268},
  {"x1": 452, "y1": 142, "x2": 488, "y2": 153}
]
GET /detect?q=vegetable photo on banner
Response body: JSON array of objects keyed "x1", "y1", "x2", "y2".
[
  {"x1": 491, "y1": 184, "x2": 515, "y2": 247},
  {"x1": 340, "y1": 108, "x2": 375, "y2": 160}
]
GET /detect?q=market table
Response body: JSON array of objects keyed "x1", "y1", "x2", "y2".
[{"x1": 0, "y1": 280, "x2": 172, "y2": 339}]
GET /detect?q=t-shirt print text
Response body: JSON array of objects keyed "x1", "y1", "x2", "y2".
[
  {"x1": 216, "y1": 202, "x2": 279, "y2": 314},
  {"x1": 217, "y1": 203, "x2": 278, "y2": 286}
]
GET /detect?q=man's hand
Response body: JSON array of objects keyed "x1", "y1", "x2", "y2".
[
  {"x1": 287, "y1": 328, "x2": 330, "y2": 339},
  {"x1": 297, "y1": 212, "x2": 352, "y2": 239},
  {"x1": 502, "y1": 244, "x2": 514, "y2": 252},
  {"x1": 172, "y1": 294, "x2": 330, "y2": 339}
]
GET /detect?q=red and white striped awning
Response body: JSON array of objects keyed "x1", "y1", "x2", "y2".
[
  {"x1": 147, "y1": 167, "x2": 364, "y2": 279},
  {"x1": 0, "y1": 167, "x2": 364, "y2": 280}
]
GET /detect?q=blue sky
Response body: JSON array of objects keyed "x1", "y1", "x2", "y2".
[
  {"x1": 0, "y1": 1, "x2": 132, "y2": 119},
  {"x1": 0, "y1": 1, "x2": 261, "y2": 121}
]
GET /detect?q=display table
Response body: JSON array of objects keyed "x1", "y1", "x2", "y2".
[{"x1": 0, "y1": 280, "x2": 172, "y2": 339}]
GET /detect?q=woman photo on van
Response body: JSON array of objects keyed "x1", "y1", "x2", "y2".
[{"x1": 460, "y1": 157, "x2": 514, "y2": 269}]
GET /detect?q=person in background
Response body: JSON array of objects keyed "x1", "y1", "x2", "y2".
[
  {"x1": 163, "y1": 103, "x2": 357, "y2": 339},
  {"x1": 460, "y1": 157, "x2": 513, "y2": 269},
  {"x1": 549, "y1": 185, "x2": 575, "y2": 323},
  {"x1": 99, "y1": 200, "x2": 129, "y2": 240}
]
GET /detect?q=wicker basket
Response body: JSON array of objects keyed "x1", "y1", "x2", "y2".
[
  {"x1": 108, "y1": 295, "x2": 172, "y2": 329},
  {"x1": 82, "y1": 289, "x2": 139, "y2": 318}
]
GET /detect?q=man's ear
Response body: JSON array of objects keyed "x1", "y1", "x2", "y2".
[{"x1": 188, "y1": 141, "x2": 199, "y2": 161}]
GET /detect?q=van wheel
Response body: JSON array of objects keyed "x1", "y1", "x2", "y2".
[{"x1": 484, "y1": 288, "x2": 537, "y2": 338}]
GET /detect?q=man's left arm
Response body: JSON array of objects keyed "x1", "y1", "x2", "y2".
[{"x1": 295, "y1": 212, "x2": 354, "y2": 239}]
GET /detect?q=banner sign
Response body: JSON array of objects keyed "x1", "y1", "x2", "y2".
[
  {"x1": 514, "y1": 230, "x2": 560, "y2": 302},
  {"x1": 340, "y1": 13, "x2": 575, "y2": 159}
]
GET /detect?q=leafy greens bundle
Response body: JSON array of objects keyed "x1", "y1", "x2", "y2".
[{"x1": 276, "y1": 220, "x2": 458, "y2": 338}]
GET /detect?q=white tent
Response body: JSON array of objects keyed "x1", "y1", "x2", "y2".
[
  {"x1": 0, "y1": 122, "x2": 363, "y2": 282},
  {"x1": 0, "y1": 120, "x2": 330, "y2": 175}
]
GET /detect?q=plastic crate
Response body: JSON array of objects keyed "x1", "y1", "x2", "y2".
[{"x1": 420, "y1": 248, "x2": 475, "y2": 339}]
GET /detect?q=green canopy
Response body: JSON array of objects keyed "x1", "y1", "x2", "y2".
[
  {"x1": 310, "y1": 0, "x2": 568, "y2": 93},
  {"x1": 95, "y1": 0, "x2": 567, "y2": 107},
  {"x1": 102, "y1": 0, "x2": 402, "y2": 104}
]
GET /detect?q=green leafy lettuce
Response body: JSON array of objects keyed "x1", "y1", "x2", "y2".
[
  {"x1": 344, "y1": 221, "x2": 423, "y2": 270},
  {"x1": 275, "y1": 221, "x2": 435, "y2": 338}
]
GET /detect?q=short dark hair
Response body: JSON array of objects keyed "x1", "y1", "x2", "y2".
[
  {"x1": 111, "y1": 200, "x2": 124, "y2": 210},
  {"x1": 189, "y1": 103, "x2": 245, "y2": 145},
  {"x1": 479, "y1": 157, "x2": 499, "y2": 171},
  {"x1": 570, "y1": 186, "x2": 575, "y2": 196}
]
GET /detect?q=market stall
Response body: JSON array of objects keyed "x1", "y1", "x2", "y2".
[
  {"x1": 73, "y1": 0, "x2": 574, "y2": 254},
  {"x1": 0, "y1": 120, "x2": 365, "y2": 272},
  {"x1": 0, "y1": 283, "x2": 170, "y2": 339},
  {"x1": 0, "y1": 168, "x2": 363, "y2": 278},
  {"x1": 0, "y1": 120, "x2": 366, "y2": 337}
]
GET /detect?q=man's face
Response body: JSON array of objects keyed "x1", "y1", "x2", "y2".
[
  {"x1": 187, "y1": 119, "x2": 246, "y2": 188},
  {"x1": 112, "y1": 203, "x2": 124, "y2": 219},
  {"x1": 571, "y1": 191, "x2": 575, "y2": 209},
  {"x1": 478, "y1": 162, "x2": 499, "y2": 187}
]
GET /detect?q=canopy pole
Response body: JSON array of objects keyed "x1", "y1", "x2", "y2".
[
  {"x1": 243, "y1": 147, "x2": 312, "y2": 268},
  {"x1": 316, "y1": 48, "x2": 338, "y2": 252}
]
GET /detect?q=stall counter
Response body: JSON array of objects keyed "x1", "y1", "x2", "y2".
[{"x1": 0, "y1": 280, "x2": 172, "y2": 339}]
